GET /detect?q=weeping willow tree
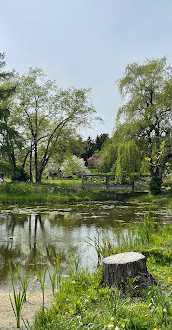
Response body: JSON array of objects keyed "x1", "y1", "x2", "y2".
[
  {"x1": 115, "y1": 57, "x2": 172, "y2": 193},
  {"x1": 100, "y1": 136, "x2": 118, "y2": 173},
  {"x1": 111, "y1": 140, "x2": 145, "y2": 183}
]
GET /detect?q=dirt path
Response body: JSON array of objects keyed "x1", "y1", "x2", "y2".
[{"x1": 0, "y1": 290, "x2": 54, "y2": 329}]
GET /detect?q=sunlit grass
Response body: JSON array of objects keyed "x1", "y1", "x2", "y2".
[
  {"x1": 127, "y1": 188, "x2": 172, "y2": 205},
  {"x1": 0, "y1": 181, "x2": 111, "y2": 204},
  {"x1": 30, "y1": 216, "x2": 172, "y2": 330}
]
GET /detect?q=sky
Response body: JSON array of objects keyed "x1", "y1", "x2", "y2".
[{"x1": 1, "y1": 0, "x2": 172, "y2": 139}]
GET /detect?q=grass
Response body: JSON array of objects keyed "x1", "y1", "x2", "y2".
[
  {"x1": 0, "y1": 180, "x2": 171, "y2": 205},
  {"x1": 9, "y1": 262, "x2": 29, "y2": 328},
  {"x1": 35, "y1": 265, "x2": 48, "y2": 313},
  {"x1": 126, "y1": 188, "x2": 172, "y2": 205},
  {"x1": 0, "y1": 181, "x2": 112, "y2": 204},
  {"x1": 28, "y1": 214, "x2": 172, "y2": 330}
]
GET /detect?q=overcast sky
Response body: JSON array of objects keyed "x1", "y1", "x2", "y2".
[{"x1": 1, "y1": 0, "x2": 172, "y2": 138}]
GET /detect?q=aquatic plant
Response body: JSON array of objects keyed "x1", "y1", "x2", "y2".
[
  {"x1": 13, "y1": 262, "x2": 31, "y2": 302},
  {"x1": 48, "y1": 256, "x2": 61, "y2": 295},
  {"x1": 35, "y1": 264, "x2": 48, "y2": 312},
  {"x1": 29, "y1": 221, "x2": 172, "y2": 329},
  {"x1": 9, "y1": 263, "x2": 27, "y2": 328}
]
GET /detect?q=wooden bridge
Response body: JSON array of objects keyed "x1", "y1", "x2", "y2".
[{"x1": 82, "y1": 175, "x2": 148, "y2": 191}]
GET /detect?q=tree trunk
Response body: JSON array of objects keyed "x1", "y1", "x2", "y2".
[
  {"x1": 9, "y1": 150, "x2": 16, "y2": 169},
  {"x1": 34, "y1": 140, "x2": 39, "y2": 183},
  {"x1": 30, "y1": 144, "x2": 33, "y2": 183},
  {"x1": 37, "y1": 170, "x2": 43, "y2": 183},
  {"x1": 102, "y1": 252, "x2": 148, "y2": 289}
]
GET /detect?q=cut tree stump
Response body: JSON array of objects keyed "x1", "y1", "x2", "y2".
[{"x1": 102, "y1": 252, "x2": 151, "y2": 289}]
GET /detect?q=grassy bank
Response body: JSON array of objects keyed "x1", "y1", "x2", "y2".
[
  {"x1": 0, "y1": 181, "x2": 171, "y2": 205},
  {"x1": 126, "y1": 188, "x2": 172, "y2": 206},
  {"x1": 30, "y1": 215, "x2": 172, "y2": 329},
  {"x1": 0, "y1": 181, "x2": 110, "y2": 204}
]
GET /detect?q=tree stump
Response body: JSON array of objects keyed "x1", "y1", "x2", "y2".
[{"x1": 102, "y1": 252, "x2": 149, "y2": 289}]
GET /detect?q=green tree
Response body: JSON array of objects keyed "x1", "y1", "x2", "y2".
[
  {"x1": 100, "y1": 136, "x2": 119, "y2": 173},
  {"x1": 111, "y1": 140, "x2": 142, "y2": 183},
  {"x1": 116, "y1": 57, "x2": 172, "y2": 193},
  {"x1": 43, "y1": 131, "x2": 86, "y2": 179},
  {"x1": 81, "y1": 134, "x2": 109, "y2": 165},
  {"x1": 81, "y1": 136, "x2": 95, "y2": 165},
  {"x1": 100, "y1": 125, "x2": 146, "y2": 181},
  {"x1": 0, "y1": 53, "x2": 23, "y2": 173},
  {"x1": 94, "y1": 133, "x2": 109, "y2": 151},
  {"x1": 13, "y1": 68, "x2": 99, "y2": 182}
]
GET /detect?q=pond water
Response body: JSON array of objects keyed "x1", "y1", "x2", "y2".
[{"x1": 0, "y1": 201, "x2": 170, "y2": 293}]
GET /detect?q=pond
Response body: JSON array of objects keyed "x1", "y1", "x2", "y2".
[{"x1": 0, "y1": 201, "x2": 170, "y2": 293}]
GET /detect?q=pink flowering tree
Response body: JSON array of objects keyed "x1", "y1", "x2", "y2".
[{"x1": 87, "y1": 153, "x2": 102, "y2": 173}]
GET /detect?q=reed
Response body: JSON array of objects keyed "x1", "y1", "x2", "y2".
[
  {"x1": 9, "y1": 263, "x2": 27, "y2": 328},
  {"x1": 87, "y1": 214, "x2": 161, "y2": 262},
  {"x1": 48, "y1": 257, "x2": 61, "y2": 295},
  {"x1": 35, "y1": 265, "x2": 48, "y2": 312},
  {"x1": 13, "y1": 262, "x2": 31, "y2": 302}
]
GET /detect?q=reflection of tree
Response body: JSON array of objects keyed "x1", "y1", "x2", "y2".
[
  {"x1": 48, "y1": 209, "x2": 133, "y2": 230},
  {"x1": 0, "y1": 204, "x2": 139, "y2": 288},
  {"x1": 0, "y1": 212, "x2": 70, "y2": 285},
  {"x1": 6, "y1": 214, "x2": 28, "y2": 240},
  {"x1": 0, "y1": 244, "x2": 21, "y2": 283},
  {"x1": 25, "y1": 214, "x2": 69, "y2": 273},
  {"x1": 0, "y1": 214, "x2": 29, "y2": 284}
]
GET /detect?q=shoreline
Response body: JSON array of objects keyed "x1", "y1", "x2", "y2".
[{"x1": 0, "y1": 290, "x2": 54, "y2": 329}]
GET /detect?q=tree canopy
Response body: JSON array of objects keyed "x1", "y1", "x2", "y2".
[
  {"x1": 114, "y1": 57, "x2": 172, "y2": 192},
  {"x1": 0, "y1": 53, "x2": 23, "y2": 172},
  {"x1": 11, "y1": 68, "x2": 99, "y2": 182}
]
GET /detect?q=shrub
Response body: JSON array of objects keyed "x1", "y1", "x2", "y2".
[
  {"x1": 11, "y1": 166, "x2": 30, "y2": 182},
  {"x1": 149, "y1": 175, "x2": 162, "y2": 194}
]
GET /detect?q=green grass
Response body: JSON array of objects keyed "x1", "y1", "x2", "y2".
[
  {"x1": 0, "y1": 181, "x2": 115, "y2": 204},
  {"x1": 29, "y1": 215, "x2": 172, "y2": 330},
  {"x1": 0, "y1": 181, "x2": 171, "y2": 205},
  {"x1": 126, "y1": 188, "x2": 172, "y2": 206}
]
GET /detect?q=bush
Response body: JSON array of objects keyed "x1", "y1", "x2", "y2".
[
  {"x1": 149, "y1": 175, "x2": 162, "y2": 194},
  {"x1": 11, "y1": 166, "x2": 30, "y2": 182}
]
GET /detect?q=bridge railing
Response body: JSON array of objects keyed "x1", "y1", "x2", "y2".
[{"x1": 82, "y1": 174, "x2": 148, "y2": 191}]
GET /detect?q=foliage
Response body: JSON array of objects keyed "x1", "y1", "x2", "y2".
[
  {"x1": 87, "y1": 153, "x2": 102, "y2": 173},
  {"x1": 81, "y1": 134, "x2": 109, "y2": 165},
  {"x1": 0, "y1": 159, "x2": 13, "y2": 175},
  {"x1": 11, "y1": 166, "x2": 30, "y2": 182},
  {"x1": 48, "y1": 256, "x2": 61, "y2": 295},
  {"x1": 95, "y1": 133, "x2": 109, "y2": 151},
  {"x1": 33, "y1": 219, "x2": 172, "y2": 329},
  {"x1": 36, "y1": 265, "x2": 48, "y2": 313},
  {"x1": 87, "y1": 214, "x2": 158, "y2": 260},
  {"x1": 149, "y1": 175, "x2": 162, "y2": 194},
  {"x1": 100, "y1": 129, "x2": 148, "y2": 181},
  {"x1": 9, "y1": 262, "x2": 30, "y2": 328},
  {"x1": 100, "y1": 136, "x2": 119, "y2": 173},
  {"x1": 0, "y1": 181, "x2": 111, "y2": 204},
  {"x1": 11, "y1": 68, "x2": 99, "y2": 182},
  {"x1": 13, "y1": 262, "x2": 31, "y2": 302},
  {"x1": 112, "y1": 139, "x2": 142, "y2": 183},
  {"x1": 0, "y1": 53, "x2": 22, "y2": 170},
  {"x1": 115, "y1": 57, "x2": 172, "y2": 193},
  {"x1": 81, "y1": 136, "x2": 96, "y2": 164},
  {"x1": 60, "y1": 155, "x2": 90, "y2": 177}
]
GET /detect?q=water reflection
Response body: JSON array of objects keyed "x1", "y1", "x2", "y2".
[{"x1": 0, "y1": 201, "x2": 160, "y2": 292}]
